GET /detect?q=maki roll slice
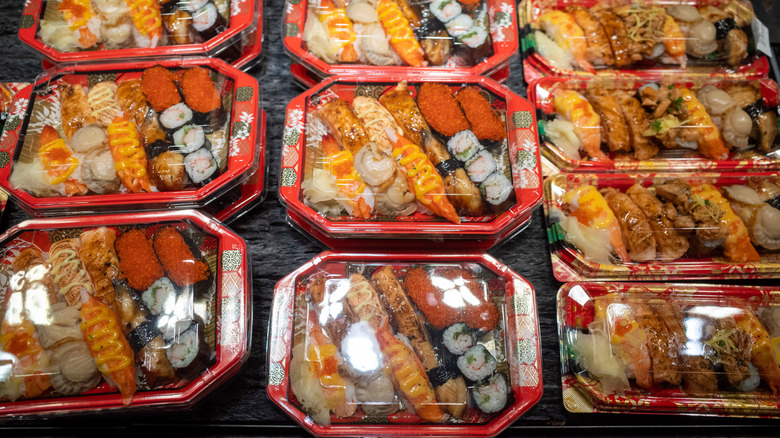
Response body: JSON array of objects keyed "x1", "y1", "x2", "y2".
[
  {"x1": 184, "y1": 147, "x2": 218, "y2": 185},
  {"x1": 192, "y1": 3, "x2": 227, "y2": 41},
  {"x1": 448, "y1": 129, "x2": 482, "y2": 162},
  {"x1": 473, "y1": 373, "x2": 508, "y2": 414},
  {"x1": 143, "y1": 277, "x2": 178, "y2": 316},
  {"x1": 166, "y1": 319, "x2": 211, "y2": 380},
  {"x1": 443, "y1": 323, "x2": 475, "y2": 355},
  {"x1": 457, "y1": 344, "x2": 496, "y2": 381},
  {"x1": 173, "y1": 124, "x2": 210, "y2": 154},
  {"x1": 480, "y1": 172, "x2": 513, "y2": 206},
  {"x1": 430, "y1": 0, "x2": 462, "y2": 24},
  {"x1": 465, "y1": 150, "x2": 496, "y2": 183},
  {"x1": 160, "y1": 102, "x2": 193, "y2": 134}
]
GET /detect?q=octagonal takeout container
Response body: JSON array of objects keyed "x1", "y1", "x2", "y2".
[
  {"x1": 0, "y1": 209, "x2": 250, "y2": 417},
  {"x1": 268, "y1": 250, "x2": 543, "y2": 437},
  {"x1": 278, "y1": 73, "x2": 543, "y2": 250},
  {"x1": 0, "y1": 57, "x2": 262, "y2": 217}
]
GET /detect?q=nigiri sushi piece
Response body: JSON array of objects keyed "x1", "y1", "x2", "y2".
[
  {"x1": 662, "y1": 15, "x2": 686, "y2": 66},
  {"x1": 57, "y1": 0, "x2": 101, "y2": 49},
  {"x1": 376, "y1": 0, "x2": 427, "y2": 67},
  {"x1": 38, "y1": 125, "x2": 87, "y2": 196},
  {"x1": 320, "y1": 133, "x2": 375, "y2": 218},
  {"x1": 560, "y1": 185, "x2": 630, "y2": 264},
  {"x1": 735, "y1": 310, "x2": 780, "y2": 393},
  {"x1": 107, "y1": 115, "x2": 152, "y2": 193},
  {"x1": 691, "y1": 184, "x2": 760, "y2": 262},
  {"x1": 679, "y1": 88, "x2": 729, "y2": 160},
  {"x1": 538, "y1": 10, "x2": 594, "y2": 73},
  {"x1": 595, "y1": 298, "x2": 653, "y2": 389},
  {"x1": 315, "y1": 0, "x2": 359, "y2": 63},
  {"x1": 553, "y1": 89, "x2": 609, "y2": 162},
  {"x1": 124, "y1": 0, "x2": 163, "y2": 48}
]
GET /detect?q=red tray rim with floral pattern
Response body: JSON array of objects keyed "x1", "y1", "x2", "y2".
[
  {"x1": 278, "y1": 73, "x2": 543, "y2": 243},
  {"x1": 517, "y1": 0, "x2": 772, "y2": 85},
  {"x1": 282, "y1": 0, "x2": 519, "y2": 82},
  {"x1": 542, "y1": 171, "x2": 780, "y2": 282},
  {"x1": 18, "y1": 0, "x2": 259, "y2": 64},
  {"x1": 0, "y1": 209, "x2": 251, "y2": 417},
  {"x1": 267, "y1": 250, "x2": 543, "y2": 437},
  {"x1": 0, "y1": 57, "x2": 261, "y2": 215},
  {"x1": 558, "y1": 281, "x2": 780, "y2": 417},
  {"x1": 527, "y1": 74, "x2": 780, "y2": 173}
]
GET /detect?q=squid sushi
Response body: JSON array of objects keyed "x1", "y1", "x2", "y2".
[
  {"x1": 184, "y1": 147, "x2": 218, "y2": 185},
  {"x1": 173, "y1": 125, "x2": 209, "y2": 153},
  {"x1": 192, "y1": 3, "x2": 226, "y2": 41},
  {"x1": 447, "y1": 130, "x2": 482, "y2": 162},
  {"x1": 473, "y1": 373, "x2": 508, "y2": 413},
  {"x1": 160, "y1": 102, "x2": 193, "y2": 133},
  {"x1": 443, "y1": 323, "x2": 475, "y2": 355},
  {"x1": 457, "y1": 344, "x2": 496, "y2": 381},
  {"x1": 465, "y1": 150, "x2": 496, "y2": 183},
  {"x1": 481, "y1": 172, "x2": 513, "y2": 206}
]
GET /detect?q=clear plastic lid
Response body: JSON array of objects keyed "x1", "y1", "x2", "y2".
[
  {"x1": 281, "y1": 0, "x2": 518, "y2": 80},
  {"x1": 278, "y1": 74, "x2": 543, "y2": 247},
  {"x1": 268, "y1": 251, "x2": 542, "y2": 437},
  {"x1": 559, "y1": 282, "x2": 780, "y2": 416},
  {"x1": 530, "y1": 75, "x2": 780, "y2": 173},
  {"x1": 0, "y1": 210, "x2": 250, "y2": 416},
  {"x1": 518, "y1": 0, "x2": 771, "y2": 80},
  {"x1": 0, "y1": 57, "x2": 261, "y2": 216},
  {"x1": 19, "y1": 0, "x2": 260, "y2": 64},
  {"x1": 543, "y1": 172, "x2": 780, "y2": 281}
]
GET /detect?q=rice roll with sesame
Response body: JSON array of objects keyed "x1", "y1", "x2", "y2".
[
  {"x1": 481, "y1": 172, "x2": 513, "y2": 206},
  {"x1": 184, "y1": 147, "x2": 218, "y2": 185},
  {"x1": 143, "y1": 277, "x2": 177, "y2": 316},
  {"x1": 443, "y1": 323, "x2": 475, "y2": 355},
  {"x1": 457, "y1": 344, "x2": 496, "y2": 381},
  {"x1": 160, "y1": 102, "x2": 193, "y2": 133},
  {"x1": 173, "y1": 124, "x2": 209, "y2": 154},
  {"x1": 447, "y1": 130, "x2": 482, "y2": 162},
  {"x1": 465, "y1": 150, "x2": 496, "y2": 183},
  {"x1": 473, "y1": 373, "x2": 508, "y2": 413},
  {"x1": 192, "y1": 3, "x2": 226, "y2": 41}
]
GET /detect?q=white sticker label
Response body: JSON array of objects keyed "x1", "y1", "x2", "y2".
[{"x1": 753, "y1": 18, "x2": 772, "y2": 57}]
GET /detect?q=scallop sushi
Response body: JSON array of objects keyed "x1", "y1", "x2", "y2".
[
  {"x1": 184, "y1": 147, "x2": 218, "y2": 185},
  {"x1": 465, "y1": 150, "x2": 496, "y2": 183},
  {"x1": 457, "y1": 344, "x2": 496, "y2": 381},
  {"x1": 448, "y1": 129, "x2": 482, "y2": 162},
  {"x1": 160, "y1": 102, "x2": 193, "y2": 133},
  {"x1": 443, "y1": 323, "x2": 475, "y2": 355},
  {"x1": 473, "y1": 373, "x2": 508, "y2": 413}
]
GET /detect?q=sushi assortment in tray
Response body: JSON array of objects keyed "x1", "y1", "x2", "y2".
[
  {"x1": 0, "y1": 210, "x2": 250, "y2": 416},
  {"x1": 282, "y1": 0, "x2": 518, "y2": 83},
  {"x1": 278, "y1": 74, "x2": 543, "y2": 249},
  {"x1": 530, "y1": 75, "x2": 780, "y2": 173},
  {"x1": 559, "y1": 282, "x2": 780, "y2": 417},
  {"x1": 0, "y1": 58, "x2": 262, "y2": 217},
  {"x1": 268, "y1": 251, "x2": 542, "y2": 437},
  {"x1": 19, "y1": 0, "x2": 263, "y2": 66},
  {"x1": 518, "y1": 0, "x2": 772, "y2": 84},
  {"x1": 543, "y1": 172, "x2": 780, "y2": 281}
]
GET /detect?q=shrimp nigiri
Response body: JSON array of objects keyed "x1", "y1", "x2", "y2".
[
  {"x1": 691, "y1": 184, "x2": 760, "y2": 262},
  {"x1": 316, "y1": 0, "x2": 359, "y2": 63},
  {"x1": 553, "y1": 89, "x2": 609, "y2": 162},
  {"x1": 662, "y1": 15, "x2": 686, "y2": 66},
  {"x1": 679, "y1": 88, "x2": 729, "y2": 160},
  {"x1": 735, "y1": 310, "x2": 780, "y2": 393},
  {"x1": 595, "y1": 299, "x2": 653, "y2": 389},
  {"x1": 538, "y1": 10, "x2": 594, "y2": 73},
  {"x1": 124, "y1": 0, "x2": 163, "y2": 48},
  {"x1": 376, "y1": 0, "x2": 426, "y2": 67},
  {"x1": 321, "y1": 133, "x2": 375, "y2": 218},
  {"x1": 561, "y1": 185, "x2": 630, "y2": 263}
]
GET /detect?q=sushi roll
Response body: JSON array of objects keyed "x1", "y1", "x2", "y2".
[
  {"x1": 430, "y1": 0, "x2": 461, "y2": 24},
  {"x1": 457, "y1": 344, "x2": 496, "y2": 381},
  {"x1": 446, "y1": 15, "x2": 473, "y2": 38},
  {"x1": 473, "y1": 373, "x2": 508, "y2": 413},
  {"x1": 166, "y1": 319, "x2": 210, "y2": 380},
  {"x1": 184, "y1": 147, "x2": 218, "y2": 185},
  {"x1": 173, "y1": 125, "x2": 209, "y2": 154},
  {"x1": 465, "y1": 150, "x2": 496, "y2": 183},
  {"x1": 480, "y1": 172, "x2": 513, "y2": 206},
  {"x1": 159, "y1": 102, "x2": 193, "y2": 134},
  {"x1": 178, "y1": 0, "x2": 208, "y2": 13},
  {"x1": 459, "y1": 26, "x2": 489, "y2": 49},
  {"x1": 442, "y1": 323, "x2": 475, "y2": 355},
  {"x1": 192, "y1": 3, "x2": 227, "y2": 41},
  {"x1": 143, "y1": 277, "x2": 177, "y2": 315},
  {"x1": 447, "y1": 130, "x2": 482, "y2": 162}
]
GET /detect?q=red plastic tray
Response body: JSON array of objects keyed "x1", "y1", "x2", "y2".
[
  {"x1": 0, "y1": 209, "x2": 250, "y2": 416},
  {"x1": 268, "y1": 250, "x2": 543, "y2": 437}
]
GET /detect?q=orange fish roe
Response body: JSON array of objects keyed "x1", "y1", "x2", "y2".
[
  {"x1": 179, "y1": 67, "x2": 221, "y2": 113},
  {"x1": 152, "y1": 226, "x2": 210, "y2": 287},
  {"x1": 115, "y1": 229, "x2": 164, "y2": 291},
  {"x1": 141, "y1": 66, "x2": 181, "y2": 112},
  {"x1": 456, "y1": 86, "x2": 507, "y2": 141},
  {"x1": 417, "y1": 83, "x2": 470, "y2": 136},
  {"x1": 403, "y1": 267, "x2": 499, "y2": 331}
]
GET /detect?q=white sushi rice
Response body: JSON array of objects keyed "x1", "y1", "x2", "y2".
[
  {"x1": 457, "y1": 344, "x2": 497, "y2": 381},
  {"x1": 167, "y1": 326, "x2": 200, "y2": 368},
  {"x1": 465, "y1": 150, "x2": 497, "y2": 183},
  {"x1": 430, "y1": 0, "x2": 461, "y2": 24},
  {"x1": 447, "y1": 129, "x2": 482, "y2": 162},
  {"x1": 473, "y1": 373, "x2": 508, "y2": 413},
  {"x1": 459, "y1": 27, "x2": 488, "y2": 48},
  {"x1": 446, "y1": 15, "x2": 473, "y2": 38},
  {"x1": 481, "y1": 172, "x2": 513, "y2": 205},
  {"x1": 174, "y1": 125, "x2": 206, "y2": 154},
  {"x1": 184, "y1": 148, "x2": 218, "y2": 184},
  {"x1": 533, "y1": 31, "x2": 574, "y2": 70},
  {"x1": 143, "y1": 277, "x2": 177, "y2": 316},
  {"x1": 443, "y1": 323, "x2": 475, "y2": 355}
]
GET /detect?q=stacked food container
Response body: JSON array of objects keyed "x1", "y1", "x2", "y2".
[
  {"x1": 520, "y1": 0, "x2": 780, "y2": 417},
  {"x1": 0, "y1": 0, "x2": 262, "y2": 418}
]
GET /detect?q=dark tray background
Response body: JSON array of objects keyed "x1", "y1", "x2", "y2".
[{"x1": 1, "y1": 0, "x2": 780, "y2": 435}]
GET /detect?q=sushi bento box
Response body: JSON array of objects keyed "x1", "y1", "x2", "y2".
[
  {"x1": 278, "y1": 74, "x2": 543, "y2": 250},
  {"x1": 543, "y1": 172, "x2": 780, "y2": 282},
  {"x1": 0, "y1": 57, "x2": 263, "y2": 217},
  {"x1": 19, "y1": 0, "x2": 263, "y2": 66},
  {"x1": 529, "y1": 75, "x2": 780, "y2": 173},
  {"x1": 282, "y1": 0, "x2": 519, "y2": 84},
  {"x1": 268, "y1": 251, "x2": 543, "y2": 437},
  {"x1": 559, "y1": 282, "x2": 780, "y2": 417},
  {"x1": 518, "y1": 0, "x2": 773, "y2": 84},
  {"x1": 0, "y1": 210, "x2": 251, "y2": 416}
]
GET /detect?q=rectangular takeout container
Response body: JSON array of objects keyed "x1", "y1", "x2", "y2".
[
  {"x1": 19, "y1": 0, "x2": 262, "y2": 66},
  {"x1": 529, "y1": 74, "x2": 780, "y2": 174},
  {"x1": 0, "y1": 57, "x2": 262, "y2": 217},
  {"x1": 518, "y1": 0, "x2": 772, "y2": 84},
  {"x1": 268, "y1": 251, "x2": 542, "y2": 437},
  {"x1": 282, "y1": 0, "x2": 518, "y2": 84},
  {"x1": 278, "y1": 73, "x2": 543, "y2": 250},
  {"x1": 0, "y1": 209, "x2": 250, "y2": 416},
  {"x1": 543, "y1": 172, "x2": 780, "y2": 282},
  {"x1": 559, "y1": 282, "x2": 780, "y2": 417}
]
